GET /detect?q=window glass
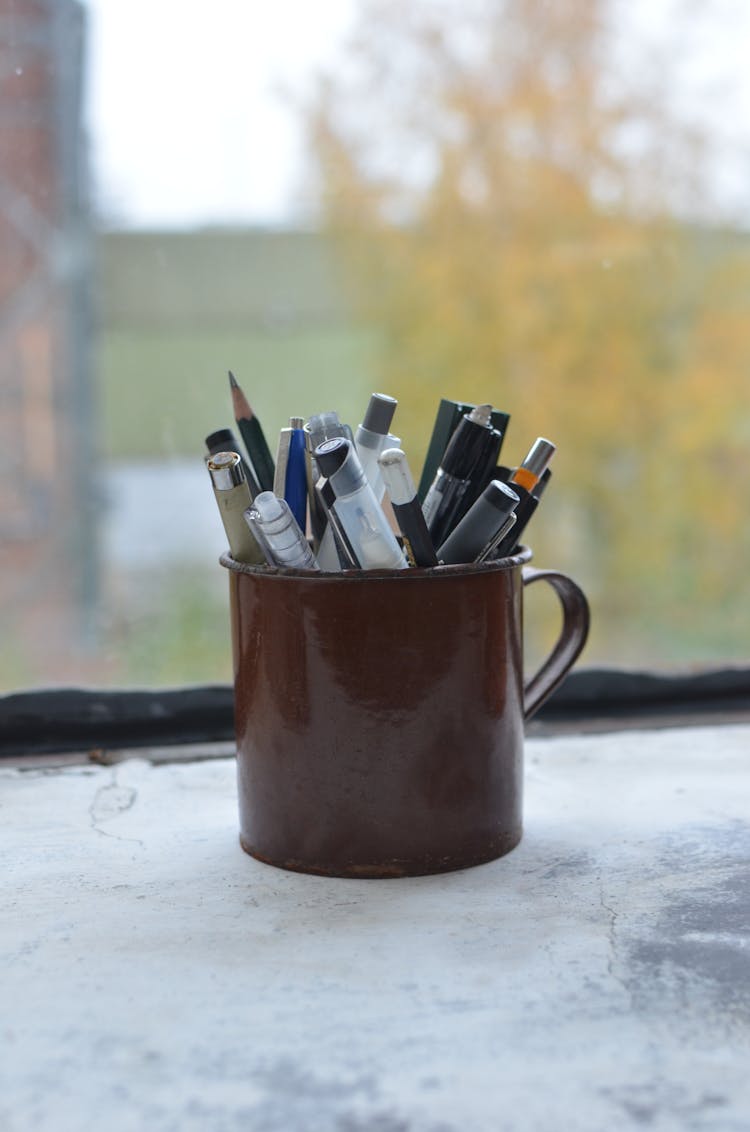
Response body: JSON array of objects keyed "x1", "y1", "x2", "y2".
[{"x1": 1, "y1": 0, "x2": 748, "y2": 690}]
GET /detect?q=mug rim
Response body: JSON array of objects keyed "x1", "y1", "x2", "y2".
[{"x1": 219, "y1": 544, "x2": 532, "y2": 581}]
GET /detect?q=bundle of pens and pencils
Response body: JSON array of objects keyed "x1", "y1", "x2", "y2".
[{"x1": 204, "y1": 372, "x2": 555, "y2": 572}]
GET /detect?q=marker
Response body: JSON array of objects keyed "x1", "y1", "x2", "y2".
[
  {"x1": 228, "y1": 371, "x2": 275, "y2": 491},
  {"x1": 354, "y1": 393, "x2": 398, "y2": 501},
  {"x1": 207, "y1": 451, "x2": 265, "y2": 564},
  {"x1": 314, "y1": 437, "x2": 408, "y2": 570},
  {"x1": 378, "y1": 448, "x2": 438, "y2": 567},
  {"x1": 417, "y1": 399, "x2": 510, "y2": 502},
  {"x1": 421, "y1": 404, "x2": 499, "y2": 547},
  {"x1": 436, "y1": 480, "x2": 520, "y2": 566},
  {"x1": 243, "y1": 492, "x2": 320, "y2": 571}
]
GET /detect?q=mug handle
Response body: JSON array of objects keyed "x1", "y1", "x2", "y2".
[{"x1": 522, "y1": 566, "x2": 591, "y2": 721}]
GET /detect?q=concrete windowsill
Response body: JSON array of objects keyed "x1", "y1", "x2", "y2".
[{"x1": 3, "y1": 723, "x2": 749, "y2": 1131}]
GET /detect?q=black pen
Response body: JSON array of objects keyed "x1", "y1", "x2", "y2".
[
  {"x1": 491, "y1": 468, "x2": 552, "y2": 559},
  {"x1": 437, "y1": 480, "x2": 520, "y2": 565},
  {"x1": 421, "y1": 404, "x2": 500, "y2": 547},
  {"x1": 378, "y1": 448, "x2": 438, "y2": 567}
]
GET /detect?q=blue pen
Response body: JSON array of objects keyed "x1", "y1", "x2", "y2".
[
  {"x1": 273, "y1": 416, "x2": 308, "y2": 533},
  {"x1": 285, "y1": 418, "x2": 308, "y2": 532}
]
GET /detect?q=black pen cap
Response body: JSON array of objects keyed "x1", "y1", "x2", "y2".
[
  {"x1": 314, "y1": 436, "x2": 349, "y2": 478},
  {"x1": 441, "y1": 406, "x2": 496, "y2": 478},
  {"x1": 206, "y1": 427, "x2": 241, "y2": 454},
  {"x1": 316, "y1": 437, "x2": 367, "y2": 496},
  {"x1": 362, "y1": 393, "x2": 397, "y2": 435},
  {"x1": 482, "y1": 479, "x2": 521, "y2": 515}
]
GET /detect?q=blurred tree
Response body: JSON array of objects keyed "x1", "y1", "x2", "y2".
[{"x1": 305, "y1": 0, "x2": 750, "y2": 663}]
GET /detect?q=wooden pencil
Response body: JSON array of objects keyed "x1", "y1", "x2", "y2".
[{"x1": 228, "y1": 370, "x2": 275, "y2": 492}]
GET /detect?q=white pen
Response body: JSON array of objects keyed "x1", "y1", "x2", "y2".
[{"x1": 314, "y1": 438, "x2": 408, "y2": 570}]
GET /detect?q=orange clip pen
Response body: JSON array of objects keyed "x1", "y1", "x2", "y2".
[{"x1": 510, "y1": 437, "x2": 556, "y2": 493}]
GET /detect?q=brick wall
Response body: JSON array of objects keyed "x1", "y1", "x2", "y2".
[{"x1": 0, "y1": 0, "x2": 96, "y2": 685}]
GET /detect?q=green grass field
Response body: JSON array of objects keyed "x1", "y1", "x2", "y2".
[{"x1": 98, "y1": 325, "x2": 382, "y2": 461}]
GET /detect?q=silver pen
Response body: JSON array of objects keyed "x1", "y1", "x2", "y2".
[
  {"x1": 207, "y1": 451, "x2": 265, "y2": 564},
  {"x1": 244, "y1": 491, "x2": 320, "y2": 571}
]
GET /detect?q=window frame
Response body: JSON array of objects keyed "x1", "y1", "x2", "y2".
[{"x1": 2, "y1": 666, "x2": 749, "y2": 764}]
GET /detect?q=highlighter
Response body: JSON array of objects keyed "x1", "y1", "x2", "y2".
[{"x1": 315, "y1": 438, "x2": 408, "y2": 570}]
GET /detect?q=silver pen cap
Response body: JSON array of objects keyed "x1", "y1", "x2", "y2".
[
  {"x1": 207, "y1": 451, "x2": 246, "y2": 491},
  {"x1": 467, "y1": 403, "x2": 492, "y2": 427},
  {"x1": 520, "y1": 437, "x2": 556, "y2": 478}
]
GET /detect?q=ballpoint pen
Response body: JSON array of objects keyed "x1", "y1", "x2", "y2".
[
  {"x1": 243, "y1": 492, "x2": 320, "y2": 570},
  {"x1": 206, "y1": 451, "x2": 265, "y2": 564},
  {"x1": 314, "y1": 437, "x2": 408, "y2": 570},
  {"x1": 421, "y1": 404, "x2": 500, "y2": 547},
  {"x1": 436, "y1": 479, "x2": 520, "y2": 565},
  {"x1": 273, "y1": 416, "x2": 307, "y2": 532},
  {"x1": 378, "y1": 447, "x2": 438, "y2": 567}
]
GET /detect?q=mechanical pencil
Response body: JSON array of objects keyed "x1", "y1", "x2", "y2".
[
  {"x1": 509, "y1": 437, "x2": 556, "y2": 494},
  {"x1": 207, "y1": 451, "x2": 265, "y2": 564},
  {"x1": 205, "y1": 427, "x2": 259, "y2": 496}
]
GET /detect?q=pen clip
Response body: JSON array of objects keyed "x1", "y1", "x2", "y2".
[{"x1": 475, "y1": 513, "x2": 517, "y2": 563}]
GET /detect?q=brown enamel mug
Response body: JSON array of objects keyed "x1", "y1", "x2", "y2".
[{"x1": 221, "y1": 547, "x2": 589, "y2": 878}]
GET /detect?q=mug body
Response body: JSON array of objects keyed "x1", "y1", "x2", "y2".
[{"x1": 224, "y1": 550, "x2": 531, "y2": 877}]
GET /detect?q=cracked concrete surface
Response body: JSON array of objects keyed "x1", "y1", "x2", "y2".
[{"x1": 1, "y1": 724, "x2": 749, "y2": 1131}]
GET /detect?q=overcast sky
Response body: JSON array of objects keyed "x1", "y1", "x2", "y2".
[
  {"x1": 83, "y1": 0, "x2": 356, "y2": 228},
  {"x1": 82, "y1": 0, "x2": 750, "y2": 230}
]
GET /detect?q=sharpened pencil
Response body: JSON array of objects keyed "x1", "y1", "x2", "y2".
[{"x1": 228, "y1": 370, "x2": 275, "y2": 491}]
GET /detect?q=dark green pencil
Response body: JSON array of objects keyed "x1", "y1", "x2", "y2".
[{"x1": 228, "y1": 370, "x2": 275, "y2": 492}]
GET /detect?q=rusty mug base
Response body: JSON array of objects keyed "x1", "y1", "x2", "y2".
[{"x1": 239, "y1": 827, "x2": 524, "y2": 879}]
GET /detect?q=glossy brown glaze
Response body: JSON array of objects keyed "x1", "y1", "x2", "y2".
[{"x1": 222, "y1": 549, "x2": 589, "y2": 878}]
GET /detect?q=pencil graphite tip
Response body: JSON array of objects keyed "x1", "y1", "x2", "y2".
[{"x1": 228, "y1": 370, "x2": 253, "y2": 420}]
